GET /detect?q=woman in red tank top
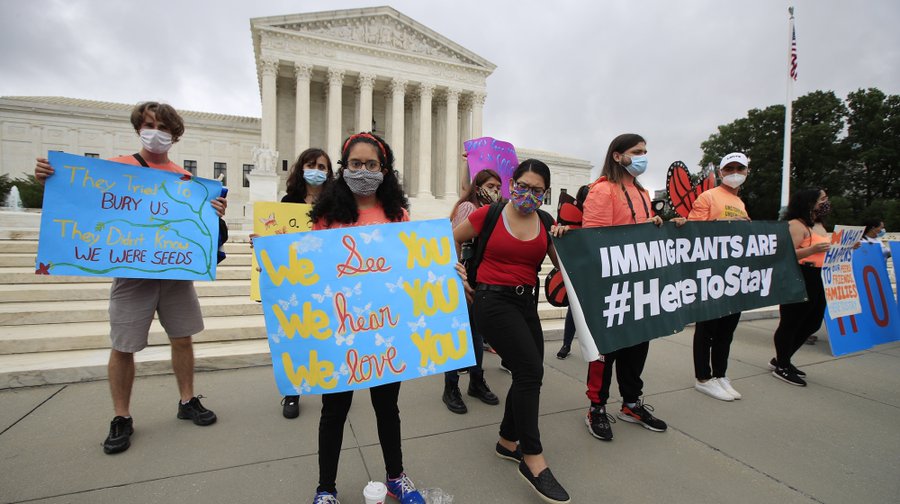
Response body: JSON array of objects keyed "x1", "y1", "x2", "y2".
[{"x1": 770, "y1": 188, "x2": 832, "y2": 386}]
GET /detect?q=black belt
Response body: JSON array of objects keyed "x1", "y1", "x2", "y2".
[{"x1": 475, "y1": 283, "x2": 535, "y2": 296}]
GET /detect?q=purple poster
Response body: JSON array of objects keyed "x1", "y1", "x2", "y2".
[{"x1": 464, "y1": 137, "x2": 518, "y2": 199}]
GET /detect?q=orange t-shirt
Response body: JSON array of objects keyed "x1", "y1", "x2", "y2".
[
  {"x1": 109, "y1": 154, "x2": 191, "y2": 176},
  {"x1": 312, "y1": 205, "x2": 409, "y2": 230},
  {"x1": 798, "y1": 225, "x2": 829, "y2": 267},
  {"x1": 582, "y1": 179, "x2": 654, "y2": 228},
  {"x1": 688, "y1": 186, "x2": 749, "y2": 221}
]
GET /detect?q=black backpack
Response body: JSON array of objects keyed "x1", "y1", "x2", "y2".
[{"x1": 464, "y1": 201, "x2": 555, "y2": 298}]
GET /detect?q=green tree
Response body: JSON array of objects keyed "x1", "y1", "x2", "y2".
[
  {"x1": 13, "y1": 175, "x2": 44, "y2": 209},
  {"x1": 843, "y1": 88, "x2": 900, "y2": 204}
]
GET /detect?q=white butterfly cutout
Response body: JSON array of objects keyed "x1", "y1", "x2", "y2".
[
  {"x1": 418, "y1": 362, "x2": 437, "y2": 376},
  {"x1": 335, "y1": 333, "x2": 356, "y2": 346},
  {"x1": 311, "y1": 285, "x2": 334, "y2": 303},
  {"x1": 353, "y1": 303, "x2": 373, "y2": 316},
  {"x1": 293, "y1": 383, "x2": 311, "y2": 394},
  {"x1": 342, "y1": 282, "x2": 362, "y2": 298},
  {"x1": 426, "y1": 271, "x2": 446, "y2": 283},
  {"x1": 278, "y1": 293, "x2": 299, "y2": 311},
  {"x1": 375, "y1": 333, "x2": 394, "y2": 347},
  {"x1": 293, "y1": 234, "x2": 324, "y2": 254},
  {"x1": 385, "y1": 276, "x2": 405, "y2": 293},
  {"x1": 407, "y1": 315, "x2": 426, "y2": 331},
  {"x1": 269, "y1": 326, "x2": 286, "y2": 344},
  {"x1": 359, "y1": 228, "x2": 383, "y2": 244},
  {"x1": 451, "y1": 317, "x2": 470, "y2": 330},
  {"x1": 339, "y1": 363, "x2": 350, "y2": 376}
]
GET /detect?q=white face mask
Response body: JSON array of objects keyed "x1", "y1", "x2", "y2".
[
  {"x1": 722, "y1": 173, "x2": 747, "y2": 188},
  {"x1": 140, "y1": 129, "x2": 173, "y2": 154}
]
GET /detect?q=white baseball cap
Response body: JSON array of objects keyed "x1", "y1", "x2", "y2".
[{"x1": 720, "y1": 152, "x2": 749, "y2": 169}]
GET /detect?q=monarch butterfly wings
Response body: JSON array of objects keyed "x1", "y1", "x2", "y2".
[{"x1": 666, "y1": 161, "x2": 715, "y2": 218}]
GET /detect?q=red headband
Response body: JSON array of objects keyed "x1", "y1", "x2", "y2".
[{"x1": 342, "y1": 132, "x2": 387, "y2": 158}]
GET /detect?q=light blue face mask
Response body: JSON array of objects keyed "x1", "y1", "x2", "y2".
[
  {"x1": 303, "y1": 169, "x2": 328, "y2": 186},
  {"x1": 624, "y1": 155, "x2": 648, "y2": 177},
  {"x1": 876, "y1": 229, "x2": 886, "y2": 238}
]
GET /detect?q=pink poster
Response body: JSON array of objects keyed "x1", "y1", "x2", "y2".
[{"x1": 464, "y1": 136, "x2": 518, "y2": 199}]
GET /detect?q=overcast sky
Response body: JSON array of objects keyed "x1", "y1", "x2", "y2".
[{"x1": 1, "y1": 0, "x2": 898, "y2": 192}]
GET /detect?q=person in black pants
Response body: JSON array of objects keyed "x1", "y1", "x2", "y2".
[{"x1": 454, "y1": 159, "x2": 571, "y2": 504}]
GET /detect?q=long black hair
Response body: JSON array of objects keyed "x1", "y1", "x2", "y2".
[
  {"x1": 309, "y1": 132, "x2": 409, "y2": 226},
  {"x1": 600, "y1": 133, "x2": 647, "y2": 191},
  {"x1": 784, "y1": 187, "x2": 823, "y2": 227},
  {"x1": 283, "y1": 148, "x2": 332, "y2": 203}
]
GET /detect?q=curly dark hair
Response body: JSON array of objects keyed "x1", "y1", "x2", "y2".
[
  {"x1": 309, "y1": 132, "x2": 409, "y2": 226},
  {"x1": 784, "y1": 187, "x2": 824, "y2": 227},
  {"x1": 283, "y1": 148, "x2": 333, "y2": 203}
]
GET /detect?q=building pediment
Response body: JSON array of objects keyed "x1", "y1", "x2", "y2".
[{"x1": 252, "y1": 6, "x2": 495, "y2": 71}]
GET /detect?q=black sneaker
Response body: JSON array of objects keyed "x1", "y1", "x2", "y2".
[
  {"x1": 517, "y1": 460, "x2": 570, "y2": 504},
  {"x1": 586, "y1": 405, "x2": 615, "y2": 441},
  {"x1": 768, "y1": 358, "x2": 806, "y2": 377},
  {"x1": 177, "y1": 395, "x2": 217, "y2": 425},
  {"x1": 282, "y1": 395, "x2": 300, "y2": 419},
  {"x1": 495, "y1": 442, "x2": 523, "y2": 463},
  {"x1": 556, "y1": 344, "x2": 571, "y2": 360},
  {"x1": 618, "y1": 400, "x2": 667, "y2": 432},
  {"x1": 468, "y1": 377, "x2": 500, "y2": 405},
  {"x1": 772, "y1": 366, "x2": 807, "y2": 386},
  {"x1": 103, "y1": 415, "x2": 133, "y2": 454},
  {"x1": 442, "y1": 385, "x2": 467, "y2": 414}
]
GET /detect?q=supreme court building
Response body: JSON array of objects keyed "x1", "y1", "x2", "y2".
[{"x1": 0, "y1": 6, "x2": 591, "y2": 225}]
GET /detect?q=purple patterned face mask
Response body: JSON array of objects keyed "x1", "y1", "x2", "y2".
[{"x1": 509, "y1": 184, "x2": 542, "y2": 215}]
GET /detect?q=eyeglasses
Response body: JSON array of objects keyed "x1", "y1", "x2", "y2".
[
  {"x1": 347, "y1": 159, "x2": 382, "y2": 172},
  {"x1": 514, "y1": 181, "x2": 547, "y2": 198}
]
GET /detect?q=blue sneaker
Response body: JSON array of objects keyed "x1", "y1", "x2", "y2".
[
  {"x1": 385, "y1": 473, "x2": 425, "y2": 504},
  {"x1": 312, "y1": 491, "x2": 340, "y2": 504}
]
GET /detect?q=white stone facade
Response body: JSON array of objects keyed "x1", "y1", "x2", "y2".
[{"x1": 0, "y1": 7, "x2": 592, "y2": 224}]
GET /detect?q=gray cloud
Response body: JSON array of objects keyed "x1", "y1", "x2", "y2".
[{"x1": 2, "y1": 0, "x2": 897, "y2": 191}]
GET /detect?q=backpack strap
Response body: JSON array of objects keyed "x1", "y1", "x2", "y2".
[
  {"x1": 534, "y1": 208, "x2": 556, "y2": 301},
  {"x1": 466, "y1": 201, "x2": 505, "y2": 289},
  {"x1": 132, "y1": 153, "x2": 150, "y2": 167}
]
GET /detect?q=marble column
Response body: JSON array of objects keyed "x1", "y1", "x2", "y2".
[
  {"x1": 326, "y1": 68, "x2": 345, "y2": 157},
  {"x1": 389, "y1": 78, "x2": 407, "y2": 183},
  {"x1": 357, "y1": 73, "x2": 376, "y2": 133},
  {"x1": 416, "y1": 82, "x2": 435, "y2": 199},
  {"x1": 259, "y1": 57, "x2": 278, "y2": 151},
  {"x1": 293, "y1": 63, "x2": 312, "y2": 157},
  {"x1": 458, "y1": 94, "x2": 473, "y2": 191},
  {"x1": 444, "y1": 88, "x2": 460, "y2": 200},
  {"x1": 472, "y1": 92, "x2": 486, "y2": 139},
  {"x1": 433, "y1": 94, "x2": 447, "y2": 197}
]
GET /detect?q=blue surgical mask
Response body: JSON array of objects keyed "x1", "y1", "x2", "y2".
[
  {"x1": 624, "y1": 155, "x2": 648, "y2": 177},
  {"x1": 303, "y1": 169, "x2": 327, "y2": 186},
  {"x1": 876, "y1": 229, "x2": 886, "y2": 238}
]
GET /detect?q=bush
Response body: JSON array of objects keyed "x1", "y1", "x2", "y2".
[
  {"x1": 0, "y1": 174, "x2": 12, "y2": 206},
  {"x1": 13, "y1": 175, "x2": 45, "y2": 209}
]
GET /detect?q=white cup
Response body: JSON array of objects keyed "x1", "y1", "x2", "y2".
[{"x1": 363, "y1": 481, "x2": 388, "y2": 504}]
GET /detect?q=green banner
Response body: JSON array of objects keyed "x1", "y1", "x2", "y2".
[{"x1": 554, "y1": 221, "x2": 807, "y2": 356}]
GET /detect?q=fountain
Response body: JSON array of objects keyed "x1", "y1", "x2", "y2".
[{"x1": 3, "y1": 186, "x2": 23, "y2": 211}]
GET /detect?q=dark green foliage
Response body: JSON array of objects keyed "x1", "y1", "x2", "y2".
[{"x1": 13, "y1": 175, "x2": 45, "y2": 209}]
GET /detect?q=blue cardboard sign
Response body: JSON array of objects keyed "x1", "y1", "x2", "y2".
[
  {"x1": 36, "y1": 152, "x2": 222, "y2": 281},
  {"x1": 824, "y1": 243, "x2": 900, "y2": 356},
  {"x1": 254, "y1": 219, "x2": 475, "y2": 395}
]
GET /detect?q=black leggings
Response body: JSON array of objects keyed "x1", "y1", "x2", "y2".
[
  {"x1": 317, "y1": 382, "x2": 403, "y2": 494},
  {"x1": 693, "y1": 313, "x2": 742, "y2": 380},
  {"x1": 773, "y1": 265, "x2": 825, "y2": 368},
  {"x1": 473, "y1": 289, "x2": 544, "y2": 455}
]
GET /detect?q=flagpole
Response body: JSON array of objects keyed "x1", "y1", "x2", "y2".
[{"x1": 780, "y1": 7, "x2": 796, "y2": 216}]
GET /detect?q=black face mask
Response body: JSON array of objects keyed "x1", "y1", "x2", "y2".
[{"x1": 813, "y1": 201, "x2": 831, "y2": 221}]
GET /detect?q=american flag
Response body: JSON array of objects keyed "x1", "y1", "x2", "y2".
[{"x1": 789, "y1": 25, "x2": 798, "y2": 81}]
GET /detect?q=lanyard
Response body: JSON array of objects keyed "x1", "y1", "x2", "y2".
[{"x1": 621, "y1": 184, "x2": 649, "y2": 224}]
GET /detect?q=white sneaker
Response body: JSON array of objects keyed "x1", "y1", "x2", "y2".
[
  {"x1": 718, "y1": 377, "x2": 742, "y2": 400},
  {"x1": 694, "y1": 378, "x2": 734, "y2": 401}
]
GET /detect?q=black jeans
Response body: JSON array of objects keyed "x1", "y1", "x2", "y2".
[
  {"x1": 317, "y1": 382, "x2": 403, "y2": 494},
  {"x1": 444, "y1": 304, "x2": 485, "y2": 386},
  {"x1": 586, "y1": 341, "x2": 650, "y2": 406},
  {"x1": 693, "y1": 312, "x2": 742, "y2": 380},
  {"x1": 473, "y1": 289, "x2": 544, "y2": 455},
  {"x1": 774, "y1": 265, "x2": 825, "y2": 368},
  {"x1": 562, "y1": 307, "x2": 575, "y2": 347}
]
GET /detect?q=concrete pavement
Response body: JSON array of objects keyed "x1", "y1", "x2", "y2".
[{"x1": 2, "y1": 318, "x2": 899, "y2": 504}]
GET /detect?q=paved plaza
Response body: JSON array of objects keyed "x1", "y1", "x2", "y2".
[{"x1": 1, "y1": 318, "x2": 899, "y2": 504}]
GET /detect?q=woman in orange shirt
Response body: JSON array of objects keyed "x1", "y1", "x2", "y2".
[
  {"x1": 580, "y1": 134, "x2": 683, "y2": 441},
  {"x1": 769, "y1": 188, "x2": 831, "y2": 387},
  {"x1": 688, "y1": 153, "x2": 750, "y2": 402}
]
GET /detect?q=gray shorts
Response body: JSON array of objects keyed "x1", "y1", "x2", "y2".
[{"x1": 108, "y1": 278, "x2": 204, "y2": 353}]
